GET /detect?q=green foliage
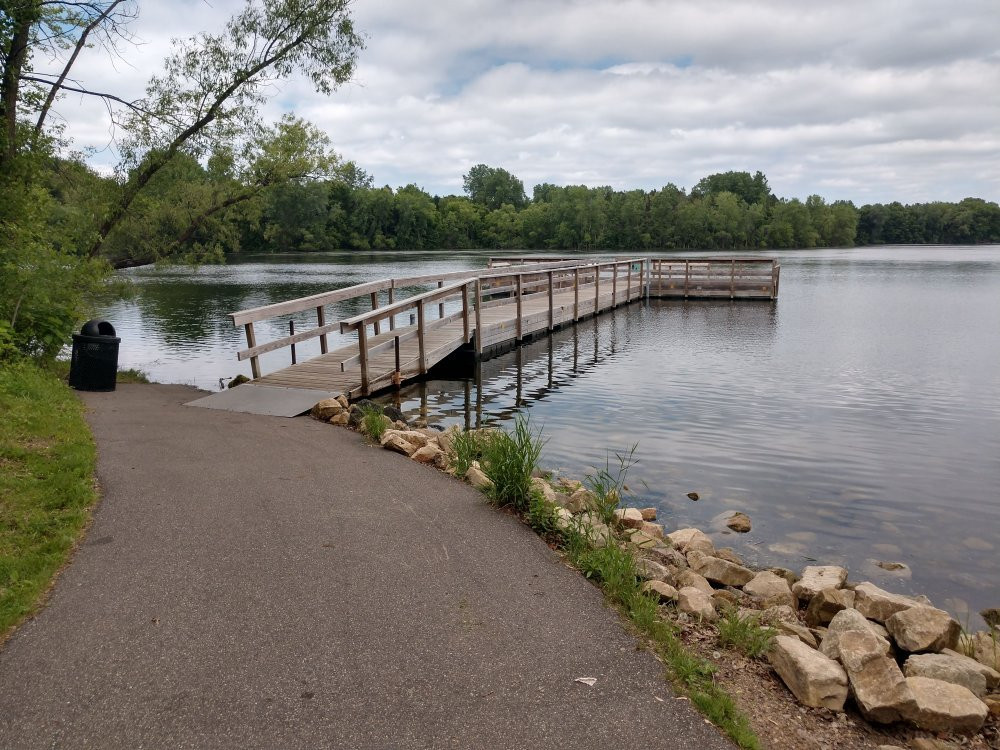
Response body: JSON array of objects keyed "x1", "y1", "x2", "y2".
[
  {"x1": 479, "y1": 417, "x2": 545, "y2": 511},
  {"x1": 462, "y1": 164, "x2": 527, "y2": 211},
  {"x1": 525, "y1": 491, "x2": 560, "y2": 536},
  {"x1": 717, "y1": 608, "x2": 777, "y2": 659},
  {"x1": 0, "y1": 363, "x2": 98, "y2": 636},
  {"x1": 450, "y1": 429, "x2": 490, "y2": 477},
  {"x1": 584, "y1": 444, "x2": 638, "y2": 525},
  {"x1": 358, "y1": 403, "x2": 390, "y2": 441}
]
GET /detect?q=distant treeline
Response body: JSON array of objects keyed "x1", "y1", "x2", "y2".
[{"x1": 53, "y1": 160, "x2": 1000, "y2": 266}]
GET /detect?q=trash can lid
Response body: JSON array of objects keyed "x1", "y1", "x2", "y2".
[{"x1": 81, "y1": 319, "x2": 116, "y2": 337}]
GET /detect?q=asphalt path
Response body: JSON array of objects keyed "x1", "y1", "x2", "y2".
[{"x1": 0, "y1": 384, "x2": 733, "y2": 749}]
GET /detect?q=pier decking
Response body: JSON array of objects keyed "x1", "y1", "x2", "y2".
[{"x1": 189, "y1": 256, "x2": 778, "y2": 414}]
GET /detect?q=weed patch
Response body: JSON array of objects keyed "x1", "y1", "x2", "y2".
[
  {"x1": 358, "y1": 403, "x2": 390, "y2": 441},
  {"x1": 717, "y1": 607, "x2": 777, "y2": 659}
]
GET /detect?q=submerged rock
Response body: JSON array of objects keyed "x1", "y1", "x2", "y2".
[{"x1": 725, "y1": 512, "x2": 752, "y2": 533}]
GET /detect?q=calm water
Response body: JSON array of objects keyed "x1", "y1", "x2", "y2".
[{"x1": 104, "y1": 247, "x2": 1000, "y2": 622}]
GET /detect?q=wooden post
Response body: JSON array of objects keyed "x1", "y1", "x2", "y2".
[
  {"x1": 244, "y1": 323, "x2": 261, "y2": 379},
  {"x1": 573, "y1": 266, "x2": 580, "y2": 320},
  {"x1": 772, "y1": 260, "x2": 780, "y2": 299},
  {"x1": 316, "y1": 306, "x2": 328, "y2": 354},
  {"x1": 417, "y1": 299, "x2": 426, "y2": 374},
  {"x1": 684, "y1": 260, "x2": 690, "y2": 298},
  {"x1": 289, "y1": 320, "x2": 297, "y2": 364},
  {"x1": 730, "y1": 259, "x2": 736, "y2": 299},
  {"x1": 474, "y1": 278, "x2": 483, "y2": 357},
  {"x1": 547, "y1": 271, "x2": 554, "y2": 330},
  {"x1": 462, "y1": 283, "x2": 470, "y2": 343},
  {"x1": 370, "y1": 292, "x2": 381, "y2": 336},
  {"x1": 394, "y1": 335, "x2": 401, "y2": 386},
  {"x1": 595, "y1": 263, "x2": 601, "y2": 313},
  {"x1": 388, "y1": 286, "x2": 396, "y2": 330},
  {"x1": 357, "y1": 324, "x2": 370, "y2": 395},
  {"x1": 627, "y1": 261, "x2": 632, "y2": 302},
  {"x1": 516, "y1": 275, "x2": 523, "y2": 341},
  {"x1": 612, "y1": 262, "x2": 618, "y2": 307},
  {"x1": 437, "y1": 280, "x2": 445, "y2": 319}
]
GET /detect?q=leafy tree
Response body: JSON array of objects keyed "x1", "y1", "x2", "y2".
[
  {"x1": 692, "y1": 170, "x2": 772, "y2": 206},
  {"x1": 463, "y1": 164, "x2": 526, "y2": 210}
]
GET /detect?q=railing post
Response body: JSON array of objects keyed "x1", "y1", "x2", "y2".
[
  {"x1": 289, "y1": 320, "x2": 297, "y2": 365},
  {"x1": 370, "y1": 292, "x2": 381, "y2": 335},
  {"x1": 417, "y1": 299, "x2": 426, "y2": 374},
  {"x1": 627, "y1": 261, "x2": 633, "y2": 303},
  {"x1": 462, "y1": 282, "x2": 470, "y2": 343},
  {"x1": 684, "y1": 260, "x2": 690, "y2": 299},
  {"x1": 437, "y1": 280, "x2": 445, "y2": 319},
  {"x1": 573, "y1": 266, "x2": 580, "y2": 321},
  {"x1": 595, "y1": 263, "x2": 601, "y2": 313},
  {"x1": 388, "y1": 285, "x2": 396, "y2": 330},
  {"x1": 730, "y1": 259, "x2": 736, "y2": 299},
  {"x1": 547, "y1": 271, "x2": 554, "y2": 330},
  {"x1": 516, "y1": 274, "x2": 523, "y2": 341},
  {"x1": 316, "y1": 306, "x2": 328, "y2": 354},
  {"x1": 393, "y1": 335, "x2": 402, "y2": 387},
  {"x1": 612, "y1": 262, "x2": 618, "y2": 307},
  {"x1": 357, "y1": 324, "x2": 370, "y2": 396},
  {"x1": 244, "y1": 323, "x2": 261, "y2": 380},
  {"x1": 474, "y1": 278, "x2": 483, "y2": 357}
]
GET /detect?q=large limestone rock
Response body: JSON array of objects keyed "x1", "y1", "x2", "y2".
[
  {"x1": 530, "y1": 477, "x2": 557, "y2": 504},
  {"x1": 791, "y1": 566, "x2": 848, "y2": 603},
  {"x1": 713, "y1": 547, "x2": 744, "y2": 566},
  {"x1": 628, "y1": 530, "x2": 660, "y2": 550},
  {"x1": 435, "y1": 425, "x2": 459, "y2": 454},
  {"x1": 576, "y1": 513, "x2": 611, "y2": 547},
  {"x1": 837, "y1": 629, "x2": 916, "y2": 723},
  {"x1": 667, "y1": 528, "x2": 714, "y2": 553},
  {"x1": 393, "y1": 430, "x2": 431, "y2": 449},
  {"x1": 311, "y1": 398, "x2": 345, "y2": 420},
  {"x1": 940, "y1": 648, "x2": 1000, "y2": 691},
  {"x1": 553, "y1": 507, "x2": 574, "y2": 532},
  {"x1": 777, "y1": 620, "x2": 819, "y2": 648},
  {"x1": 804, "y1": 587, "x2": 856, "y2": 627},
  {"x1": 329, "y1": 411, "x2": 350, "y2": 426},
  {"x1": 613, "y1": 507, "x2": 644, "y2": 529},
  {"x1": 635, "y1": 558, "x2": 672, "y2": 582},
  {"x1": 767, "y1": 635, "x2": 848, "y2": 710},
  {"x1": 677, "y1": 587, "x2": 717, "y2": 622},
  {"x1": 676, "y1": 569, "x2": 714, "y2": 595},
  {"x1": 642, "y1": 580, "x2": 679, "y2": 603},
  {"x1": 904, "y1": 653, "x2": 991, "y2": 697},
  {"x1": 639, "y1": 507, "x2": 657, "y2": 521},
  {"x1": 742, "y1": 571, "x2": 796, "y2": 608},
  {"x1": 906, "y1": 676, "x2": 988, "y2": 733},
  {"x1": 647, "y1": 545, "x2": 687, "y2": 570},
  {"x1": 565, "y1": 487, "x2": 596, "y2": 513},
  {"x1": 852, "y1": 582, "x2": 921, "y2": 623},
  {"x1": 465, "y1": 465, "x2": 493, "y2": 491},
  {"x1": 410, "y1": 444, "x2": 444, "y2": 465},
  {"x1": 380, "y1": 432, "x2": 417, "y2": 456},
  {"x1": 640, "y1": 521, "x2": 665, "y2": 540},
  {"x1": 886, "y1": 606, "x2": 960, "y2": 653},
  {"x1": 691, "y1": 556, "x2": 754, "y2": 587},
  {"x1": 962, "y1": 631, "x2": 1000, "y2": 672},
  {"x1": 820, "y1": 608, "x2": 891, "y2": 661}
]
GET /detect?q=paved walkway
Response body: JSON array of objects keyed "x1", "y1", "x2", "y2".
[{"x1": 0, "y1": 384, "x2": 733, "y2": 749}]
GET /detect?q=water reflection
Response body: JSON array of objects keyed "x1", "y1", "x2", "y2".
[{"x1": 103, "y1": 246, "x2": 1000, "y2": 625}]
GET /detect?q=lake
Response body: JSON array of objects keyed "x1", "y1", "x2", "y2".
[{"x1": 104, "y1": 246, "x2": 1000, "y2": 624}]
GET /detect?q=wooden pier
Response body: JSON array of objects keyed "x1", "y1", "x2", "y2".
[{"x1": 220, "y1": 256, "x2": 778, "y2": 405}]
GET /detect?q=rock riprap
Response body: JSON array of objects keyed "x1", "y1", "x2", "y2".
[
  {"x1": 791, "y1": 566, "x2": 848, "y2": 602},
  {"x1": 767, "y1": 635, "x2": 848, "y2": 711}
]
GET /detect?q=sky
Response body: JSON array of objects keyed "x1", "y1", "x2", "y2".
[{"x1": 48, "y1": 0, "x2": 1000, "y2": 204}]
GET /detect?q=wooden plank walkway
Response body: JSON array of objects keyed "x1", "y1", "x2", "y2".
[{"x1": 218, "y1": 257, "x2": 778, "y2": 404}]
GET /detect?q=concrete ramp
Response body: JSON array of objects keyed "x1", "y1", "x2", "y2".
[{"x1": 184, "y1": 383, "x2": 335, "y2": 417}]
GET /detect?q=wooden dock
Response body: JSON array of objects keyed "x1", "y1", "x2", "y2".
[{"x1": 223, "y1": 256, "x2": 778, "y2": 403}]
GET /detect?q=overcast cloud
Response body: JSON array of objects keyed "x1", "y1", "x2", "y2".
[{"x1": 48, "y1": 0, "x2": 1000, "y2": 203}]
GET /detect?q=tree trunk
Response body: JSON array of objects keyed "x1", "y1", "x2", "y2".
[{"x1": 0, "y1": 4, "x2": 38, "y2": 171}]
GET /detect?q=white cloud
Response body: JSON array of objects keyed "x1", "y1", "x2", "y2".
[{"x1": 44, "y1": 0, "x2": 1000, "y2": 203}]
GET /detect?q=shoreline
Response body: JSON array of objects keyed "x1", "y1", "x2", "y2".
[{"x1": 312, "y1": 394, "x2": 1000, "y2": 749}]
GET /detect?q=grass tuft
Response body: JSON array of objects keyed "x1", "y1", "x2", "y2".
[
  {"x1": 0, "y1": 362, "x2": 98, "y2": 639},
  {"x1": 585, "y1": 443, "x2": 638, "y2": 524},
  {"x1": 478, "y1": 416, "x2": 545, "y2": 511},
  {"x1": 450, "y1": 429, "x2": 489, "y2": 477},
  {"x1": 358, "y1": 403, "x2": 390, "y2": 441},
  {"x1": 717, "y1": 607, "x2": 777, "y2": 659}
]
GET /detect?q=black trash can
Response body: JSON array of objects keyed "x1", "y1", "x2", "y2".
[{"x1": 69, "y1": 320, "x2": 120, "y2": 392}]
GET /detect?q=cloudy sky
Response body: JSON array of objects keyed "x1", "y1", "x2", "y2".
[{"x1": 53, "y1": 0, "x2": 1000, "y2": 203}]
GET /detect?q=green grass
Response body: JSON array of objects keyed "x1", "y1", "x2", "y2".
[
  {"x1": 717, "y1": 607, "x2": 777, "y2": 659},
  {"x1": 450, "y1": 428, "x2": 489, "y2": 477},
  {"x1": 585, "y1": 444, "x2": 638, "y2": 524},
  {"x1": 479, "y1": 417, "x2": 545, "y2": 511},
  {"x1": 358, "y1": 403, "x2": 391, "y2": 441},
  {"x1": 0, "y1": 362, "x2": 98, "y2": 639},
  {"x1": 48, "y1": 359, "x2": 150, "y2": 384}
]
